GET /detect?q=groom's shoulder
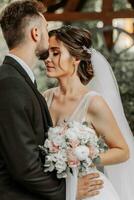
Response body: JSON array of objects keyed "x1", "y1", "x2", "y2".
[
  {"x1": 0, "y1": 61, "x2": 19, "y2": 80},
  {"x1": 0, "y1": 59, "x2": 25, "y2": 86},
  {"x1": 0, "y1": 76, "x2": 33, "y2": 110},
  {"x1": 0, "y1": 70, "x2": 29, "y2": 102}
]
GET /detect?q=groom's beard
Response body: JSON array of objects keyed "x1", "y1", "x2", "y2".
[{"x1": 36, "y1": 49, "x2": 49, "y2": 60}]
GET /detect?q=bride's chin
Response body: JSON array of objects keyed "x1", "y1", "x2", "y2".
[{"x1": 46, "y1": 72, "x2": 57, "y2": 78}]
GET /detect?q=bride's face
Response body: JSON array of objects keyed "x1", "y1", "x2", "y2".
[{"x1": 44, "y1": 36, "x2": 75, "y2": 78}]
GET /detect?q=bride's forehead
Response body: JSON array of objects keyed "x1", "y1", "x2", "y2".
[
  {"x1": 49, "y1": 37, "x2": 67, "y2": 50},
  {"x1": 49, "y1": 36, "x2": 60, "y2": 45}
]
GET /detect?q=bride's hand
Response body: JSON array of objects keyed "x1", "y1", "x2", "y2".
[{"x1": 76, "y1": 173, "x2": 103, "y2": 199}]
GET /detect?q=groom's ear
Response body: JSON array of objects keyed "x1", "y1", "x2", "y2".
[{"x1": 31, "y1": 27, "x2": 40, "y2": 42}]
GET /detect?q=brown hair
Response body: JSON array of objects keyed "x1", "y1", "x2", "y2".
[
  {"x1": 0, "y1": 0, "x2": 43, "y2": 49},
  {"x1": 49, "y1": 25, "x2": 94, "y2": 85}
]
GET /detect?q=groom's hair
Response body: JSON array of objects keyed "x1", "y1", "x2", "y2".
[{"x1": 0, "y1": 0, "x2": 44, "y2": 49}]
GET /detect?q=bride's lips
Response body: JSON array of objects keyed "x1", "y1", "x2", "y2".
[{"x1": 46, "y1": 65, "x2": 55, "y2": 72}]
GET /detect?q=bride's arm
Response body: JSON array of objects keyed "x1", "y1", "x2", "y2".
[{"x1": 88, "y1": 95, "x2": 129, "y2": 166}]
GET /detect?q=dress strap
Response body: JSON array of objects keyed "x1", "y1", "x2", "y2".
[
  {"x1": 84, "y1": 91, "x2": 101, "y2": 119},
  {"x1": 69, "y1": 91, "x2": 101, "y2": 123},
  {"x1": 43, "y1": 87, "x2": 56, "y2": 108}
]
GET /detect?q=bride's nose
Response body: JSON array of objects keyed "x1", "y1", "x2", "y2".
[
  {"x1": 45, "y1": 51, "x2": 54, "y2": 61},
  {"x1": 44, "y1": 53, "x2": 52, "y2": 65},
  {"x1": 44, "y1": 59, "x2": 50, "y2": 66}
]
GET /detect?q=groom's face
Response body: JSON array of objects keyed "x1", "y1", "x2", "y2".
[{"x1": 35, "y1": 15, "x2": 49, "y2": 60}]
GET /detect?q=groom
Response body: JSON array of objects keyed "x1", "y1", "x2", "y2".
[{"x1": 0, "y1": 1, "x2": 103, "y2": 200}]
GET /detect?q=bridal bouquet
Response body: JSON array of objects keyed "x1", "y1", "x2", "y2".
[{"x1": 39, "y1": 121, "x2": 108, "y2": 178}]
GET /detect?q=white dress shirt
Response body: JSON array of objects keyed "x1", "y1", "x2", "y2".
[{"x1": 7, "y1": 53, "x2": 35, "y2": 83}]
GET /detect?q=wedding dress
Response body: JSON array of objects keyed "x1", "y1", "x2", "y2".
[{"x1": 44, "y1": 88, "x2": 120, "y2": 200}]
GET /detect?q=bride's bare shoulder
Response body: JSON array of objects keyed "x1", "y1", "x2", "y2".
[
  {"x1": 42, "y1": 87, "x2": 58, "y2": 99},
  {"x1": 88, "y1": 93, "x2": 109, "y2": 115}
]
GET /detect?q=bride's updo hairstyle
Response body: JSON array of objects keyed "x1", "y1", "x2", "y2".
[{"x1": 49, "y1": 25, "x2": 94, "y2": 85}]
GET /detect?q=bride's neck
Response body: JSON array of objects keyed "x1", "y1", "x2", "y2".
[{"x1": 58, "y1": 76, "x2": 87, "y2": 96}]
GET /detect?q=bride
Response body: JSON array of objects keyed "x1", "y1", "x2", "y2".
[{"x1": 43, "y1": 25, "x2": 130, "y2": 200}]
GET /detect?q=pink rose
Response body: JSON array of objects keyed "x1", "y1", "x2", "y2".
[
  {"x1": 67, "y1": 148, "x2": 80, "y2": 167},
  {"x1": 50, "y1": 142, "x2": 60, "y2": 153},
  {"x1": 69, "y1": 139, "x2": 80, "y2": 148}
]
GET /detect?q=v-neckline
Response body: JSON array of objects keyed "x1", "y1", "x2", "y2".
[{"x1": 48, "y1": 88, "x2": 91, "y2": 126}]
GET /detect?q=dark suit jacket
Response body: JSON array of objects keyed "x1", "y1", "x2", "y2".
[{"x1": 0, "y1": 56, "x2": 65, "y2": 200}]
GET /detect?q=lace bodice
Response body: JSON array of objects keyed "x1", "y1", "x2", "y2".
[{"x1": 43, "y1": 87, "x2": 100, "y2": 126}]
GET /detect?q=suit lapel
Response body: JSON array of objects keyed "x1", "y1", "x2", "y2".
[{"x1": 3, "y1": 56, "x2": 53, "y2": 136}]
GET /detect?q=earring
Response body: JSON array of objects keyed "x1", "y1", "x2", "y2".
[{"x1": 71, "y1": 63, "x2": 77, "y2": 76}]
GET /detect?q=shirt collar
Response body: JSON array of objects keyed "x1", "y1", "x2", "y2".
[{"x1": 7, "y1": 53, "x2": 35, "y2": 83}]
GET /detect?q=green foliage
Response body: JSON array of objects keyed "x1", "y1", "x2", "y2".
[
  {"x1": 114, "y1": 0, "x2": 132, "y2": 10},
  {"x1": 112, "y1": 52, "x2": 134, "y2": 130}
]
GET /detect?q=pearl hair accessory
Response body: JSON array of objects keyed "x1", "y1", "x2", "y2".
[{"x1": 82, "y1": 46, "x2": 96, "y2": 54}]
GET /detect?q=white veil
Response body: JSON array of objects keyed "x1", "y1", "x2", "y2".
[{"x1": 88, "y1": 49, "x2": 134, "y2": 200}]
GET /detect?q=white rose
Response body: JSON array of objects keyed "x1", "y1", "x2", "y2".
[
  {"x1": 74, "y1": 145, "x2": 89, "y2": 161},
  {"x1": 66, "y1": 129, "x2": 78, "y2": 140},
  {"x1": 52, "y1": 135, "x2": 64, "y2": 146}
]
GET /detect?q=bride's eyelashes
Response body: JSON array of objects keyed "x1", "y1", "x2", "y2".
[
  {"x1": 53, "y1": 52, "x2": 60, "y2": 56},
  {"x1": 49, "y1": 50, "x2": 60, "y2": 57}
]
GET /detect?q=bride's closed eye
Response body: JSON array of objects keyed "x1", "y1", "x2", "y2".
[{"x1": 53, "y1": 52, "x2": 60, "y2": 56}]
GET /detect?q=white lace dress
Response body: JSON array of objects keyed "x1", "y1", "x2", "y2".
[{"x1": 44, "y1": 88, "x2": 120, "y2": 200}]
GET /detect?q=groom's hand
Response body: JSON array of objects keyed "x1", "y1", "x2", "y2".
[{"x1": 77, "y1": 173, "x2": 103, "y2": 200}]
